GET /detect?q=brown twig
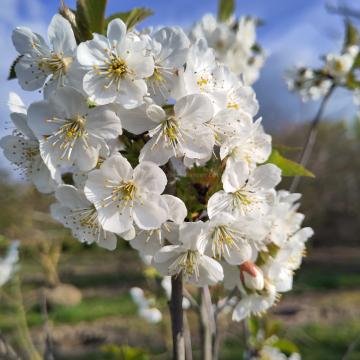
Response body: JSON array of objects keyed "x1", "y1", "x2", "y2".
[
  {"x1": 169, "y1": 275, "x2": 185, "y2": 360},
  {"x1": 290, "y1": 84, "x2": 336, "y2": 192},
  {"x1": 326, "y1": 2, "x2": 360, "y2": 19}
]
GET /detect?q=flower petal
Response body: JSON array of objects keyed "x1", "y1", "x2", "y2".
[
  {"x1": 86, "y1": 106, "x2": 122, "y2": 139},
  {"x1": 248, "y1": 164, "x2": 281, "y2": 190},
  {"x1": 222, "y1": 160, "x2": 249, "y2": 193},
  {"x1": 48, "y1": 14, "x2": 76, "y2": 55},
  {"x1": 175, "y1": 94, "x2": 213, "y2": 124},
  {"x1": 162, "y1": 195, "x2": 187, "y2": 224},
  {"x1": 133, "y1": 193, "x2": 168, "y2": 230},
  {"x1": 133, "y1": 161, "x2": 167, "y2": 194}
]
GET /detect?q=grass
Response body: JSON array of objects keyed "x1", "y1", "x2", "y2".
[
  {"x1": 0, "y1": 294, "x2": 137, "y2": 331},
  {"x1": 294, "y1": 265, "x2": 360, "y2": 292},
  {"x1": 219, "y1": 320, "x2": 360, "y2": 360},
  {"x1": 50, "y1": 294, "x2": 137, "y2": 324},
  {"x1": 287, "y1": 321, "x2": 360, "y2": 360}
]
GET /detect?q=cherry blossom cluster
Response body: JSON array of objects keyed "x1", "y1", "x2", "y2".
[
  {"x1": 190, "y1": 14, "x2": 265, "y2": 85},
  {"x1": 1, "y1": 13, "x2": 312, "y2": 322},
  {"x1": 286, "y1": 44, "x2": 359, "y2": 101}
]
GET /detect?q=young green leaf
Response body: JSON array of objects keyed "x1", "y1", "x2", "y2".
[
  {"x1": 105, "y1": 8, "x2": 154, "y2": 30},
  {"x1": 273, "y1": 144, "x2": 302, "y2": 154},
  {"x1": 247, "y1": 316, "x2": 260, "y2": 337},
  {"x1": 344, "y1": 20, "x2": 359, "y2": 48},
  {"x1": 77, "y1": 0, "x2": 107, "y2": 34},
  {"x1": 218, "y1": 0, "x2": 235, "y2": 22},
  {"x1": 267, "y1": 150, "x2": 315, "y2": 177}
]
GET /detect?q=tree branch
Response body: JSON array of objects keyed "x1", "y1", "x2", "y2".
[
  {"x1": 170, "y1": 274, "x2": 185, "y2": 360},
  {"x1": 290, "y1": 84, "x2": 336, "y2": 192},
  {"x1": 199, "y1": 286, "x2": 216, "y2": 360},
  {"x1": 326, "y1": 2, "x2": 360, "y2": 19}
]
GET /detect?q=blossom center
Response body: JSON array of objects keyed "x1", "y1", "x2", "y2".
[
  {"x1": 227, "y1": 101, "x2": 239, "y2": 110},
  {"x1": 150, "y1": 115, "x2": 183, "y2": 155},
  {"x1": 76, "y1": 207, "x2": 98, "y2": 229},
  {"x1": 25, "y1": 146, "x2": 40, "y2": 160},
  {"x1": 39, "y1": 54, "x2": 73, "y2": 77},
  {"x1": 169, "y1": 250, "x2": 200, "y2": 280},
  {"x1": 233, "y1": 190, "x2": 252, "y2": 206},
  {"x1": 212, "y1": 225, "x2": 237, "y2": 258},
  {"x1": 197, "y1": 76, "x2": 209, "y2": 88},
  {"x1": 108, "y1": 56, "x2": 128, "y2": 77},
  {"x1": 107, "y1": 180, "x2": 137, "y2": 204},
  {"x1": 151, "y1": 67, "x2": 165, "y2": 83},
  {"x1": 46, "y1": 114, "x2": 88, "y2": 160},
  {"x1": 162, "y1": 117, "x2": 180, "y2": 143}
]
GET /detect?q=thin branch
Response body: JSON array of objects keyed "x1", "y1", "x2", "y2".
[
  {"x1": 326, "y1": 2, "x2": 360, "y2": 19},
  {"x1": 342, "y1": 333, "x2": 360, "y2": 360},
  {"x1": 290, "y1": 84, "x2": 336, "y2": 192},
  {"x1": 183, "y1": 288, "x2": 200, "y2": 310},
  {"x1": 42, "y1": 293, "x2": 54, "y2": 360},
  {"x1": 199, "y1": 287, "x2": 215, "y2": 360},
  {"x1": 183, "y1": 312, "x2": 193, "y2": 360},
  {"x1": 169, "y1": 275, "x2": 185, "y2": 360}
]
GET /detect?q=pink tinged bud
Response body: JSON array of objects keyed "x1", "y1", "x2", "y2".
[{"x1": 240, "y1": 261, "x2": 264, "y2": 291}]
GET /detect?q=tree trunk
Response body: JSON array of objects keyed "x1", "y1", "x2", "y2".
[{"x1": 170, "y1": 274, "x2": 185, "y2": 360}]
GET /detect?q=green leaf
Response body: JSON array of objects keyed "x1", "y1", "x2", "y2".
[
  {"x1": 344, "y1": 20, "x2": 359, "y2": 47},
  {"x1": 105, "y1": 8, "x2": 153, "y2": 30},
  {"x1": 273, "y1": 144, "x2": 302, "y2": 154},
  {"x1": 267, "y1": 150, "x2": 315, "y2": 177},
  {"x1": 247, "y1": 316, "x2": 260, "y2": 337},
  {"x1": 218, "y1": 0, "x2": 235, "y2": 22},
  {"x1": 8, "y1": 56, "x2": 23, "y2": 80},
  {"x1": 77, "y1": 0, "x2": 107, "y2": 34},
  {"x1": 272, "y1": 338, "x2": 299, "y2": 356}
]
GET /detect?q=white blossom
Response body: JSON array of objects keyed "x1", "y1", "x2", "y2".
[
  {"x1": 139, "y1": 94, "x2": 215, "y2": 165},
  {"x1": 219, "y1": 117, "x2": 271, "y2": 170},
  {"x1": 154, "y1": 222, "x2": 224, "y2": 286},
  {"x1": 129, "y1": 195, "x2": 187, "y2": 256},
  {"x1": 208, "y1": 161, "x2": 281, "y2": 218},
  {"x1": 51, "y1": 184, "x2": 118, "y2": 250},
  {"x1": 12, "y1": 15, "x2": 77, "y2": 96},
  {"x1": 130, "y1": 287, "x2": 162, "y2": 324},
  {"x1": 201, "y1": 212, "x2": 267, "y2": 265},
  {"x1": 0, "y1": 93, "x2": 57, "y2": 193},
  {"x1": 144, "y1": 27, "x2": 190, "y2": 104},
  {"x1": 190, "y1": 14, "x2": 265, "y2": 85},
  {"x1": 27, "y1": 87, "x2": 122, "y2": 180},
  {"x1": 324, "y1": 45, "x2": 359, "y2": 81},
  {"x1": 77, "y1": 19, "x2": 154, "y2": 108},
  {"x1": 84, "y1": 153, "x2": 169, "y2": 234}
]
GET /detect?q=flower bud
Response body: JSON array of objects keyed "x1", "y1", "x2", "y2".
[{"x1": 240, "y1": 261, "x2": 264, "y2": 291}]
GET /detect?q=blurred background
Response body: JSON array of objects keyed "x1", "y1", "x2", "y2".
[{"x1": 0, "y1": 0, "x2": 360, "y2": 359}]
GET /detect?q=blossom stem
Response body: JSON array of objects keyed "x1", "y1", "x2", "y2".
[
  {"x1": 170, "y1": 274, "x2": 185, "y2": 360},
  {"x1": 290, "y1": 84, "x2": 336, "y2": 192}
]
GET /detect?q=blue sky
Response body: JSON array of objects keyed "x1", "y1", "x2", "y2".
[{"x1": 0, "y1": 0, "x2": 359, "y2": 174}]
